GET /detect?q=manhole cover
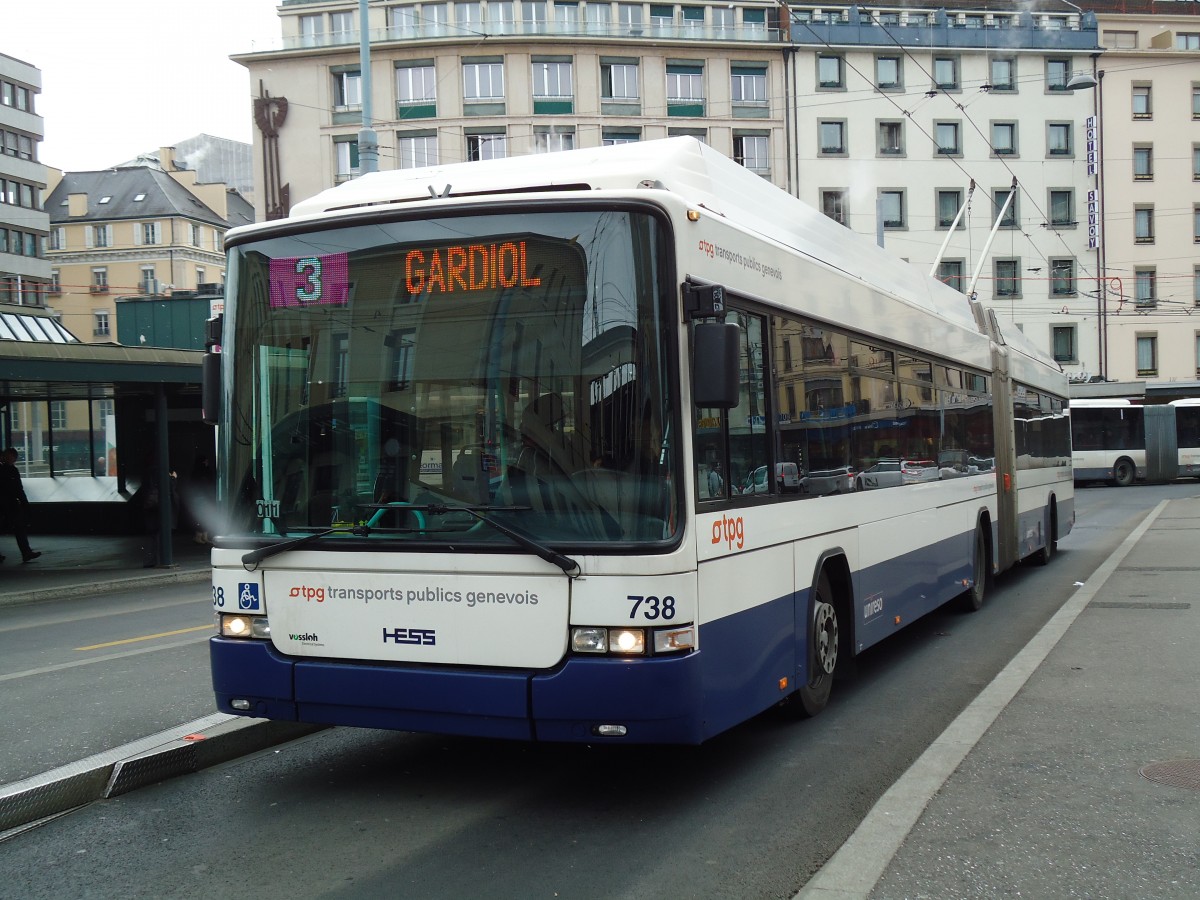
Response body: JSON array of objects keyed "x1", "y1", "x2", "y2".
[{"x1": 1139, "y1": 760, "x2": 1200, "y2": 791}]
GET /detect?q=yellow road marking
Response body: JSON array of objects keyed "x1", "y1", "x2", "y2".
[{"x1": 75, "y1": 625, "x2": 213, "y2": 652}]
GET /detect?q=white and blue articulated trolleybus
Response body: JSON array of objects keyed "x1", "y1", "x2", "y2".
[{"x1": 205, "y1": 138, "x2": 1072, "y2": 744}]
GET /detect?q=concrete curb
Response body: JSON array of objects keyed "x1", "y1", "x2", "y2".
[{"x1": 0, "y1": 714, "x2": 325, "y2": 834}]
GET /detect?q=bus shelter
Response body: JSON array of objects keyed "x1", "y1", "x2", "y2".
[{"x1": 0, "y1": 306, "x2": 205, "y2": 565}]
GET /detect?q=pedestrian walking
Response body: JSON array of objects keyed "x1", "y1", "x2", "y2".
[{"x1": 0, "y1": 446, "x2": 41, "y2": 564}]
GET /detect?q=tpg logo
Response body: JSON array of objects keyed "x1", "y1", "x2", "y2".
[
  {"x1": 711, "y1": 514, "x2": 745, "y2": 550},
  {"x1": 289, "y1": 585, "x2": 325, "y2": 602}
]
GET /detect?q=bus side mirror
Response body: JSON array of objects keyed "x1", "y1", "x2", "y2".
[
  {"x1": 202, "y1": 314, "x2": 223, "y2": 426},
  {"x1": 693, "y1": 322, "x2": 741, "y2": 409}
]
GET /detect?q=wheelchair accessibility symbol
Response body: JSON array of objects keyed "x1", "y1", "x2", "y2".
[{"x1": 238, "y1": 583, "x2": 261, "y2": 611}]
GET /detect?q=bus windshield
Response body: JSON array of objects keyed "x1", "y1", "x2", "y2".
[{"x1": 219, "y1": 208, "x2": 678, "y2": 548}]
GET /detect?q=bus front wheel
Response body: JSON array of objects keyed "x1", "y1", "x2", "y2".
[
  {"x1": 1113, "y1": 459, "x2": 1135, "y2": 487},
  {"x1": 795, "y1": 571, "x2": 838, "y2": 717}
]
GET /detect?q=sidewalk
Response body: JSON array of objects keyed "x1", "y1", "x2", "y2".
[
  {"x1": 0, "y1": 532, "x2": 211, "y2": 607},
  {"x1": 801, "y1": 496, "x2": 1200, "y2": 900}
]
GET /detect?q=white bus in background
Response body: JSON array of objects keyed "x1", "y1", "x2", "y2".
[
  {"x1": 1069, "y1": 398, "x2": 1200, "y2": 485},
  {"x1": 205, "y1": 138, "x2": 1072, "y2": 745}
]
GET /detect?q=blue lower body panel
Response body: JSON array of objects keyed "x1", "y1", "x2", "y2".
[{"x1": 211, "y1": 638, "x2": 709, "y2": 744}]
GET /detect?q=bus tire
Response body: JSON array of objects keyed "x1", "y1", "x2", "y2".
[
  {"x1": 961, "y1": 523, "x2": 988, "y2": 612},
  {"x1": 1033, "y1": 502, "x2": 1057, "y2": 566},
  {"x1": 1113, "y1": 458, "x2": 1135, "y2": 487},
  {"x1": 795, "y1": 570, "x2": 838, "y2": 717}
]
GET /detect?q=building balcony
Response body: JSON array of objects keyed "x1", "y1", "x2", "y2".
[
  {"x1": 790, "y1": 7, "x2": 1098, "y2": 51},
  {"x1": 267, "y1": 21, "x2": 782, "y2": 52}
]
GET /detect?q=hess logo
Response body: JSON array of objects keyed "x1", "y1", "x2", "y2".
[{"x1": 711, "y1": 514, "x2": 745, "y2": 550}]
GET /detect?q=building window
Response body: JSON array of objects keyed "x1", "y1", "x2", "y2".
[
  {"x1": 602, "y1": 128, "x2": 640, "y2": 145},
  {"x1": 878, "y1": 120, "x2": 904, "y2": 156},
  {"x1": 879, "y1": 190, "x2": 905, "y2": 229},
  {"x1": 397, "y1": 64, "x2": 437, "y2": 106},
  {"x1": 1195, "y1": 266, "x2": 1200, "y2": 308},
  {"x1": 463, "y1": 61, "x2": 504, "y2": 101},
  {"x1": 991, "y1": 121, "x2": 1017, "y2": 155},
  {"x1": 995, "y1": 259, "x2": 1020, "y2": 297},
  {"x1": 1052, "y1": 325, "x2": 1076, "y2": 363},
  {"x1": 821, "y1": 189, "x2": 848, "y2": 226},
  {"x1": 818, "y1": 120, "x2": 847, "y2": 156},
  {"x1": 666, "y1": 63, "x2": 704, "y2": 113},
  {"x1": 93, "y1": 311, "x2": 110, "y2": 338},
  {"x1": 333, "y1": 70, "x2": 361, "y2": 109},
  {"x1": 196, "y1": 267, "x2": 206, "y2": 286},
  {"x1": 1135, "y1": 269, "x2": 1157, "y2": 307},
  {"x1": 993, "y1": 189, "x2": 1018, "y2": 228},
  {"x1": 876, "y1": 56, "x2": 902, "y2": 90},
  {"x1": 50, "y1": 401, "x2": 66, "y2": 430},
  {"x1": 1050, "y1": 258, "x2": 1075, "y2": 295},
  {"x1": 989, "y1": 57, "x2": 1016, "y2": 91},
  {"x1": 1134, "y1": 207, "x2": 1155, "y2": 244},
  {"x1": 938, "y1": 260, "x2": 964, "y2": 292},
  {"x1": 1194, "y1": 145, "x2": 1200, "y2": 180},
  {"x1": 140, "y1": 222, "x2": 161, "y2": 245},
  {"x1": 91, "y1": 268, "x2": 108, "y2": 293},
  {"x1": 1103, "y1": 30, "x2": 1137, "y2": 49},
  {"x1": 1195, "y1": 205, "x2": 1200, "y2": 243},
  {"x1": 933, "y1": 57, "x2": 959, "y2": 91},
  {"x1": 1132, "y1": 84, "x2": 1152, "y2": 118},
  {"x1": 1047, "y1": 122, "x2": 1072, "y2": 156},
  {"x1": 397, "y1": 133, "x2": 438, "y2": 168},
  {"x1": 937, "y1": 189, "x2": 964, "y2": 228},
  {"x1": 1137, "y1": 334, "x2": 1157, "y2": 376},
  {"x1": 1176, "y1": 33, "x2": 1200, "y2": 50},
  {"x1": 334, "y1": 138, "x2": 359, "y2": 180},
  {"x1": 1049, "y1": 190, "x2": 1075, "y2": 227},
  {"x1": 467, "y1": 132, "x2": 506, "y2": 161},
  {"x1": 733, "y1": 133, "x2": 769, "y2": 175},
  {"x1": 1046, "y1": 59, "x2": 1070, "y2": 91},
  {"x1": 934, "y1": 121, "x2": 960, "y2": 155},
  {"x1": 1193, "y1": 86, "x2": 1200, "y2": 120},
  {"x1": 90, "y1": 225, "x2": 111, "y2": 248},
  {"x1": 98, "y1": 399, "x2": 114, "y2": 426},
  {"x1": 817, "y1": 54, "x2": 844, "y2": 89},
  {"x1": 141, "y1": 266, "x2": 156, "y2": 294},
  {"x1": 730, "y1": 65, "x2": 767, "y2": 107},
  {"x1": 532, "y1": 60, "x2": 573, "y2": 103},
  {"x1": 191, "y1": 224, "x2": 202, "y2": 246},
  {"x1": 1133, "y1": 145, "x2": 1153, "y2": 180},
  {"x1": 601, "y1": 61, "x2": 639, "y2": 100},
  {"x1": 533, "y1": 127, "x2": 574, "y2": 153},
  {"x1": 330, "y1": 10, "x2": 356, "y2": 41}
]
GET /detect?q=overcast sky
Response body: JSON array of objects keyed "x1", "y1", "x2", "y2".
[{"x1": 17, "y1": 0, "x2": 281, "y2": 172}]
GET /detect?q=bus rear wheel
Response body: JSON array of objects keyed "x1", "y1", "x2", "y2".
[
  {"x1": 961, "y1": 524, "x2": 988, "y2": 612},
  {"x1": 795, "y1": 571, "x2": 838, "y2": 717},
  {"x1": 1033, "y1": 504, "x2": 1057, "y2": 566},
  {"x1": 1113, "y1": 459, "x2": 1135, "y2": 487}
]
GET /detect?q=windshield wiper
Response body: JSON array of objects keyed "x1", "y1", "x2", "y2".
[
  {"x1": 241, "y1": 525, "x2": 367, "y2": 568},
  {"x1": 367, "y1": 502, "x2": 581, "y2": 577}
]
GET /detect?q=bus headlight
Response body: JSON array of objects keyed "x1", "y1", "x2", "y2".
[
  {"x1": 219, "y1": 613, "x2": 271, "y2": 639},
  {"x1": 608, "y1": 628, "x2": 645, "y2": 655},
  {"x1": 571, "y1": 626, "x2": 646, "y2": 655},
  {"x1": 571, "y1": 626, "x2": 670, "y2": 656}
]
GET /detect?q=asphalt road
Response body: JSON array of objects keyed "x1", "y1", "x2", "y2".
[{"x1": 0, "y1": 484, "x2": 1193, "y2": 899}]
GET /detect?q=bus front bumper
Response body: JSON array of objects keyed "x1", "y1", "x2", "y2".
[{"x1": 210, "y1": 637, "x2": 706, "y2": 744}]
